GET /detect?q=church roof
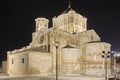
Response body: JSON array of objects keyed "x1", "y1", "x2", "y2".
[
  {"x1": 62, "y1": 7, "x2": 74, "y2": 14},
  {"x1": 62, "y1": 45, "x2": 74, "y2": 48},
  {"x1": 30, "y1": 46, "x2": 48, "y2": 52}
]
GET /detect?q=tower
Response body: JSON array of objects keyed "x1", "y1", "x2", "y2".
[
  {"x1": 30, "y1": 17, "x2": 49, "y2": 46},
  {"x1": 35, "y1": 18, "x2": 49, "y2": 31},
  {"x1": 52, "y1": 7, "x2": 87, "y2": 33}
]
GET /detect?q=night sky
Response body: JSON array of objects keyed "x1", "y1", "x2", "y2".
[{"x1": 0, "y1": 0, "x2": 120, "y2": 62}]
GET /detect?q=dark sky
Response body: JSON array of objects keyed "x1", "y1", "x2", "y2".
[{"x1": 0, "y1": 0, "x2": 120, "y2": 62}]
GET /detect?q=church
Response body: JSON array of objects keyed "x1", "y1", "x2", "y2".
[{"x1": 7, "y1": 5, "x2": 111, "y2": 77}]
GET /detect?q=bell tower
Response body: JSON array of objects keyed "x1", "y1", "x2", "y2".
[{"x1": 35, "y1": 18, "x2": 49, "y2": 32}]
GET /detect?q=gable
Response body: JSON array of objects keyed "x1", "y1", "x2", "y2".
[{"x1": 79, "y1": 29, "x2": 100, "y2": 43}]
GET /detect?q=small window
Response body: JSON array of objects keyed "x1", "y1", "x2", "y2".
[
  {"x1": 12, "y1": 59, "x2": 14, "y2": 64},
  {"x1": 22, "y1": 58, "x2": 24, "y2": 63},
  {"x1": 48, "y1": 45, "x2": 50, "y2": 52},
  {"x1": 91, "y1": 35, "x2": 93, "y2": 40}
]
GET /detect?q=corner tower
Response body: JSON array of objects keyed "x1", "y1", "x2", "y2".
[
  {"x1": 30, "y1": 17, "x2": 49, "y2": 47},
  {"x1": 35, "y1": 18, "x2": 49, "y2": 31}
]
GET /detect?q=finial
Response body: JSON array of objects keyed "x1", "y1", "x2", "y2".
[{"x1": 68, "y1": 0, "x2": 71, "y2": 8}]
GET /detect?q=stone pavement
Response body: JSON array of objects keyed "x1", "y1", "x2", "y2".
[{"x1": 0, "y1": 74, "x2": 105, "y2": 80}]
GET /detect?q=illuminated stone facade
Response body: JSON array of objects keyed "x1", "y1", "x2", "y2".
[{"x1": 7, "y1": 7, "x2": 111, "y2": 77}]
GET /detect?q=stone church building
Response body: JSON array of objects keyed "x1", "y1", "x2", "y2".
[{"x1": 7, "y1": 6, "x2": 111, "y2": 77}]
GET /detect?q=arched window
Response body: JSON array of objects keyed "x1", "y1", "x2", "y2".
[
  {"x1": 12, "y1": 59, "x2": 14, "y2": 64},
  {"x1": 91, "y1": 35, "x2": 93, "y2": 40},
  {"x1": 22, "y1": 58, "x2": 24, "y2": 63}
]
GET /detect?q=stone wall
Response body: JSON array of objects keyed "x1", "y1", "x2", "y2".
[
  {"x1": 85, "y1": 42, "x2": 111, "y2": 76},
  {"x1": 2, "y1": 61, "x2": 7, "y2": 73},
  {"x1": 7, "y1": 51, "x2": 28, "y2": 76},
  {"x1": 28, "y1": 51, "x2": 52, "y2": 76},
  {"x1": 61, "y1": 47, "x2": 81, "y2": 75}
]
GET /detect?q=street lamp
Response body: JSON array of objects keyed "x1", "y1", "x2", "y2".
[
  {"x1": 56, "y1": 42, "x2": 59, "y2": 80},
  {"x1": 102, "y1": 51, "x2": 110, "y2": 80}
]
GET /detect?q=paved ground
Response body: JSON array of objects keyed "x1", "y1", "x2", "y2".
[
  {"x1": 0, "y1": 74, "x2": 105, "y2": 80},
  {"x1": 0, "y1": 77, "x2": 53, "y2": 80}
]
